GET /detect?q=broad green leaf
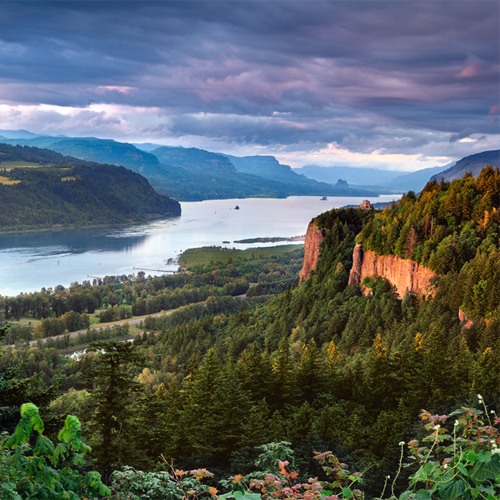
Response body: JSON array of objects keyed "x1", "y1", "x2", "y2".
[
  {"x1": 413, "y1": 489, "x2": 432, "y2": 500},
  {"x1": 438, "y1": 479, "x2": 466, "y2": 500},
  {"x1": 457, "y1": 463, "x2": 469, "y2": 476},
  {"x1": 470, "y1": 456, "x2": 500, "y2": 484},
  {"x1": 468, "y1": 450, "x2": 477, "y2": 462},
  {"x1": 342, "y1": 487, "x2": 353, "y2": 499}
]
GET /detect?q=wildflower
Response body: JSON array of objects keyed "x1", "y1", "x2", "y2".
[
  {"x1": 399, "y1": 441, "x2": 405, "y2": 446},
  {"x1": 491, "y1": 410, "x2": 495, "y2": 414},
  {"x1": 209, "y1": 487, "x2": 217, "y2": 496},
  {"x1": 492, "y1": 448, "x2": 500, "y2": 455},
  {"x1": 443, "y1": 464, "x2": 449, "y2": 469},
  {"x1": 233, "y1": 475, "x2": 243, "y2": 484},
  {"x1": 478, "y1": 394, "x2": 483, "y2": 402},
  {"x1": 386, "y1": 475, "x2": 390, "y2": 479},
  {"x1": 454, "y1": 420, "x2": 459, "y2": 427},
  {"x1": 433, "y1": 424, "x2": 441, "y2": 431}
]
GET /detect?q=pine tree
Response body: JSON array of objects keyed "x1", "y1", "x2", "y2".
[
  {"x1": 295, "y1": 339, "x2": 326, "y2": 402},
  {"x1": 86, "y1": 340, "x2": 145, "y2": 470},
  {"x1": 270, "y1": 338, "x2": 295, "y2": 410}
]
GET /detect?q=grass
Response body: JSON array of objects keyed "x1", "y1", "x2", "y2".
[
  {"x1": 0, "y1": 160, "x2": 44, "y2": 170},
  {"x1": 179, "y1": 244, "x2": 304, "y2": 268},
  {"x1": 9, "y1": 316, "x2": 39, "y2": 327},
  {"x1": 0, "y1": 175, "x2": 21, "y2": 185}
]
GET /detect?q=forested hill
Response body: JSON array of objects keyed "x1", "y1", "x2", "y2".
[
  {"x1": 0, "y1": 143, "x2": 181, "y2": 231},
  {"x1": 354, "y1": 165, "x2": 500, "y2": 318},
  {"x1": 429, "y1": 149, "x2": 500, "y2": 183}
]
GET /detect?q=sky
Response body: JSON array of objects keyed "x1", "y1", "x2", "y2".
[{"x1": 0, "y1": 1, "x2": 498, "y2": 171}]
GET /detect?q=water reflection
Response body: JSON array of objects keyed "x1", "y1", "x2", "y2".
[{"x1": 0, "y1": 196, "x2": 399, "y2": 296}]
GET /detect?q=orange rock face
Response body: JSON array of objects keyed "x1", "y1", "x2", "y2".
[
  {"x1": 298, "y1": 223, "x2": 323, "y2": 283},
  {"x1": 348, "y1": 244, "x2": 437, "y2": 297}
]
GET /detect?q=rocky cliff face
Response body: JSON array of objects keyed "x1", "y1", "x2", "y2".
[
  {"x1": 300, "y1": 224, "x2": 437, "y2": 297},
  {"x1": 348, "y1": 244, "x2": 437, "y2": 297},
  {"x1": 298, "y1": 223, "x2": 323, "y2": 282}
]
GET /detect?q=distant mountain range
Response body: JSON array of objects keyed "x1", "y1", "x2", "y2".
[
  {"x1": 295, "y1": 164, "x2": 454, "y2": 193},
  {"x1": 0, "y1": 135, "x2": 378, "y2": 200},
  {"x1": 0, "y1": 131, "x2": 497, "y2": 201},
  {"x1": 429, "y1": 150, "x2": 500, "y2": 183}
]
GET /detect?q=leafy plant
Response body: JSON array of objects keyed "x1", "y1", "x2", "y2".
[
  {"x1": 220, "y1": 447, "x2": 365, "y2": 500},
  {"x1": 396, "y1": 400, "x2": 500, "y2": 500},
  {"x1": 0, "y1": 402, "x2": 110, "y2": 499},
  {"x1": 107, "y1": 460, "x2": 218, "y2": 500}
]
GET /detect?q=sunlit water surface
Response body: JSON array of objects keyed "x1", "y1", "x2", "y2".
[{"x1": 0, "y1": 195, "x2": 398, "y2": 296}]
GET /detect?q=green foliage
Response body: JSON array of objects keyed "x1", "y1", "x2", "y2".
[
  {"x1": 0, "y1": 324, "x2": 59, "y2": 433},
  {"x1": 108, "y1": 464, "x2": 218, "y2": 500},
  {"x1": 86, "y1": 341, "x2": 145, "y2": 468},
  {"x1": 0, "y1": 403, "x2": 110, "y2": 499},
  {"x1": 0, "y1": 142, "x2": 180, "y2": 231},
  {"x1": 355, "y1": 167, "x2": 500, "y2": 318}
]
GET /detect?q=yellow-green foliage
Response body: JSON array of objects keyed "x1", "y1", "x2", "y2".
[{"x1": 179, "y1": 244, "x2": 303, "y2": 268}]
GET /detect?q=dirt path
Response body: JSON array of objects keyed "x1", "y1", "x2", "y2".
[{"x1": 19, "y1": 310, "x2": 171, "y2": 348}]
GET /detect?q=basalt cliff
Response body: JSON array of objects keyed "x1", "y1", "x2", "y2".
[
  {"x1": 347, "y1": 244, "x2": 437, "y2": 298},
  {"x1": 298, "y1": 223, "x2": 324, "y2": 282},
  {"x1": 299, "y1": 223, "x2": 437, "y2": 297}
]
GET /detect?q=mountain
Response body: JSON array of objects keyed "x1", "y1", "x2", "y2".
[
  {"x1": 294, "y1": 165, "x2": 401, "y2": 185},
  {"x1": 296, "y1": 162, "x2": 459, "y2": 193},
  {"x1": 132, "y1": 142, "x2": 164, "y2": 152},
  {"x1": 224, "y1": 155, "x2": 314, "y2": 185},
  {"x1": 429, "y1": 150, "x2": 500, "y2": 183},
  {"x1": 0, "y1": 143, "x2": 180, "y2": 231},
  {"x1": 0, "y1": 129, "x2": 41, "y2": 139},
  {"x1": 153, "y1": 147, "x2": 239, "y2": 177},
  {"x1": 0, "y1": 134, "x2": 377, "y2": 200},
  {"x1": 382, "y1": 164, "x2": 451, "y2": 192}
]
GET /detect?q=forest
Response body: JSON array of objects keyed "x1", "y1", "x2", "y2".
[
  {"x1": 0, "y1": 143, "x2": 181, "y2": 231},
  {"x1": 1, "y1": 168, "x2": 500, "y2": 499}
]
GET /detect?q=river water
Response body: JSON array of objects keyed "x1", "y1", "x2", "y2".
[{"x1": 0, "y1": 195, "x2": 398, "y2": 296}]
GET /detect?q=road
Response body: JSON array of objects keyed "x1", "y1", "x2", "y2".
[{"x1": 17, "y1": 310, "x2": 171, "y2": 348}]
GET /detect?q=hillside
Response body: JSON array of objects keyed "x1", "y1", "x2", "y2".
[
  {"x1": 153, "y1": 146, "x2": 239, "y2": 176},
  {"x1": 430, "y1": 149, "x2": 500, "y2": 182},
  {"x1": 0, "y1": 134, "x2": 378, "y2": 200},
  {"x1": 225, "y1": 154, "x2": 348, "y2": 190},
  {"x1": 0, "y1": 143, "x2": 180, "y2": 231}
]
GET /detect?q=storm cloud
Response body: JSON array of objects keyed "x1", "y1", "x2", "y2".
[{"x1": 0, "y1": 1, "x2": 498, "y2": 170}]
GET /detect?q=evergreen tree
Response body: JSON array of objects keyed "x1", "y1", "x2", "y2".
[{"x1": 86, "y1": 340, "x2": 145, "y2": 470}]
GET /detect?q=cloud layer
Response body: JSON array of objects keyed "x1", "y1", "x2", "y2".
[{"x1": 0, "y1": 1, "x2": 498, "y2": 170}]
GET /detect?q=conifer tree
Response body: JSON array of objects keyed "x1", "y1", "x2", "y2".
[{"x1": 86, "y1": 340, "x2": 145, "y2": 470}]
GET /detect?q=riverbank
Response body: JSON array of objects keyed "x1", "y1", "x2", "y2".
[{"x1": 0, "y1": 214, "x2": 177, "y2": 235}]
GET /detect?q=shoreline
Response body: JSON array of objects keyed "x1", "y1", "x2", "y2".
[{"x1": 0, "y1": 215, "x2": 178, "y2": 236}]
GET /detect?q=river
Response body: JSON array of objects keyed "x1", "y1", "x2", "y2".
[{"x1": 0, "y1": 195, "x2": 398, "y2": 296}]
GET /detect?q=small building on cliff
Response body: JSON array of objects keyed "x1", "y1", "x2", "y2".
[{"x1": 360, "y1": 200, "x2": 372, "y2": 210}]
